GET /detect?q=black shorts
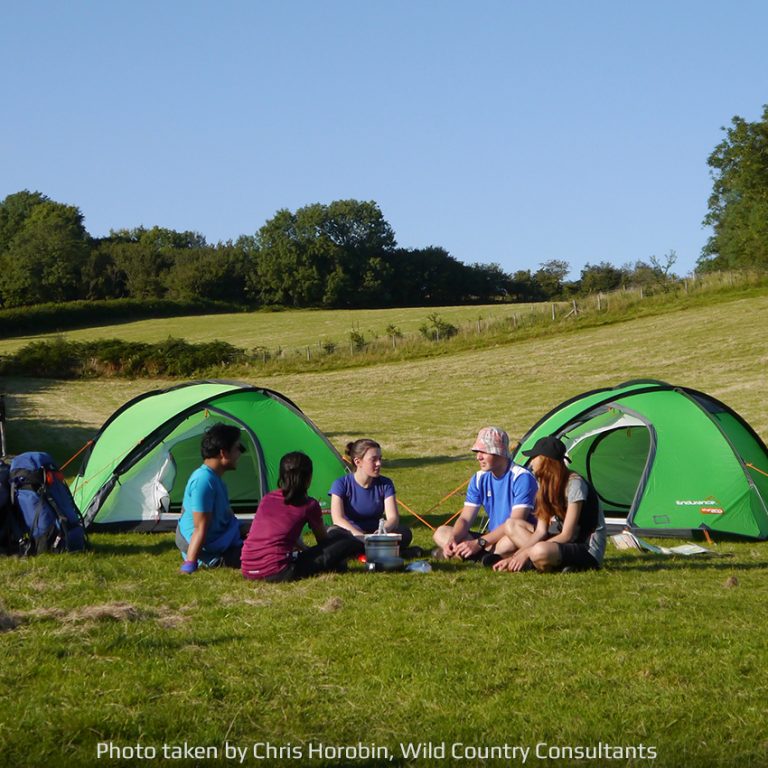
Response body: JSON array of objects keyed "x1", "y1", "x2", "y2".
[{"x1": 557, "y1": 542, "x2": 600, "y2": 571}]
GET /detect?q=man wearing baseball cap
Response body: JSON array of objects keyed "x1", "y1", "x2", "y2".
[{"x1": 432, "y1": 426, "x2": 538, "y2": 563}]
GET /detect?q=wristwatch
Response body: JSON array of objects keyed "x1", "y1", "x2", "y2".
[{"x1": 477, "y1": 537, "x2": 488, "y2": 551}]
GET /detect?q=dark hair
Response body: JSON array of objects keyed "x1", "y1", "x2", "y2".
[
  {"x1": 201, "y1": 423, "x2": 243, "y2": 459},
  {"x1": 345, "y1": 438, "x2": 381, "y2": 463},
  {"x1": 279, "y1": 452, "x2": 313, "y2": 506}
]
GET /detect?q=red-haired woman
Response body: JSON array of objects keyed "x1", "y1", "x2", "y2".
[{"x1": 492, "y1": 436, "x2": 606, "y2": 573}]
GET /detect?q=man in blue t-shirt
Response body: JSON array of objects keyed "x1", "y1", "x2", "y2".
[
  {"x1": 176, "y1": 423, "x2": 244, "y2": 574},
  {"x1": 432, "y1": 426, "x2": 537, "y2": 562}
]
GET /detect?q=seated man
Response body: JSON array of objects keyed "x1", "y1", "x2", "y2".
[
  {"x1": 432, "y1": 426, "x2": 537, "y2": 563},
  {"x1": 176, "y1": 423, "x2": 244, "y2": 574}
]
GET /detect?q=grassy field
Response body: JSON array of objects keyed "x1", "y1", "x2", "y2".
[
  {"x1": 2, "y1": 292, "x2": 768, "y2": 768},
  {"x1": 0, "y1": 303, "x2": 554, "y2": 357}
]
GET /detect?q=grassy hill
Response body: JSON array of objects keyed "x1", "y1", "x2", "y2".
[
  {"x1": 2, "y1": 292, "x2": 768, "y2": 768},
  {"x1": 0, "y1": 302, "x2": 550, "y2": 356}
]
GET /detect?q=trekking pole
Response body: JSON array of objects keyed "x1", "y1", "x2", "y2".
[{"x1": 0, "y1": 394, "x2": 6, "y2": 457}]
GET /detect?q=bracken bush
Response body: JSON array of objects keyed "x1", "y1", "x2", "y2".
[{"x1": 0, "y1": 337, "x2": 244, "y2": 378}]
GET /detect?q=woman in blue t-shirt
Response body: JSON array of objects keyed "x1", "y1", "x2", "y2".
[{"x1": 329, "y1": 438, "x2": 413, "y2": 549}]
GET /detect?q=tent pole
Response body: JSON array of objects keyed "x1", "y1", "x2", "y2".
[{"x1": 0, "y1": 394, "x2": 6, "y2": 457}]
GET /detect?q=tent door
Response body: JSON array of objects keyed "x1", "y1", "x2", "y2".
[{"x1": 561, "y1": 412, "x2": 654, "y2": 528}]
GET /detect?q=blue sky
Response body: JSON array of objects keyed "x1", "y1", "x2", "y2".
[{"x1": 3, "y1": 1, "x2": 767, "y2": 278}]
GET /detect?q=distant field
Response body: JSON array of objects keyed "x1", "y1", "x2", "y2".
[
  {"x1": 3, "y1": 293, "x2": 768, "y2": 768},
  {"x1": 0, "y1": 302, "x2": 551, "y2": 356}
]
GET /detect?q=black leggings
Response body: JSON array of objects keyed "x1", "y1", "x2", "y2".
[
  {"x1": 326, "y1": 524, "x2": 413, "y2": 549},
  {"x1": 264, "y1": 533, "x2": 362, "y2": 582}
]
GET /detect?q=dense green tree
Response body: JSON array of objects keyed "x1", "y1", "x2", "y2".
[
  {"x1": 623, "y1": 260, "x2": 666, "y2": 290},
  {"x1": 109, "y1": 240, "x2": 171, "y2": 299},
  {"x1": 0, "y1": 190, "x2": 49, "y2": 254},
  {"x1": 99, "y1": 226, "x2": 209, "y2": 300},
  {"x1": 111, "y1": 226, "x2": 208, "y2": 251},
  {"x1": 256, "y1": 208, "x2": 325, "y2": 306},
  {"x1": 579, "y1": 261, "x2": 627, "y2": 293},
  {"x1": 255, "y1": 200, "x2": 396, "y2": 307},
  {"x1": 0, "y1": 200, "x2": 89, "y2": 306},
  {"x1": 165, "y1": 244, "x2": 252, "y2": 303},
  {"x1": 700, "y1": 105, "x2": 768, "y2": 271},
  {"x1": 81, "y1": 240, "x2": 128, "y2": 300},
  {"x1": 386, "y1": 247, "x2": 465, "y2": 305},
  {"x1": 463, "y1": 262, "x2": 515, "y2": 301},
  {"x1": 506, "y1": 270, "x2": 542, "y2": 302},
  {"x1": 534, "y1": 259, "x2": 570, "y2": 299},
  {"x1": 320, "y1": 199, "x2": 395, "y2": 253}
]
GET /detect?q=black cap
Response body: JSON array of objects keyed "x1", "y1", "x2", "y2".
[{"x1": 521, "y1": 435, "x2": 569, "y2": 462}]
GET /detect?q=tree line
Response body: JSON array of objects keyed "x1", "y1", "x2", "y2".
[
  {"x1": 0, "y1": 193, "x2": 682, "y2": 310},
  {"x1": 2, "y1": 102, "x2": 765, "y2": 311}
]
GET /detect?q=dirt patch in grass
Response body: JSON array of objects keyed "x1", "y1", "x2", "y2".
[
  {"x1": 17, "y1": 606, "x2": 67, "y2": 621},
  {"x1": 70, "y1": 602, "x2": 144, "y2": 622},
  {"x1": 319, "y1": 596, "x2": 343, "y2": 613},
  {"x1": 4, "y1": 601, "x2": 190, "y2": 630},
  {"x1": 155, "y1": 606, "x2": 191, "y2": 629}
]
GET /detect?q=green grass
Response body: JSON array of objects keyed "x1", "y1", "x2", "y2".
[
  {"x1": 2, "y1": 291, "x2": 768, "y2": 767},
  {"x1": 0, "y1": 303, "x2": 549, "y2": 356},
  {"x1": 2, "y1": 272, "x2": 765, "y2": 381},
  {"x1": 2, "y1": 539, "x2": 765, "y2": 768}
]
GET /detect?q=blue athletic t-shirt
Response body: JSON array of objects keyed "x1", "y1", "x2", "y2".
[
  {"x1": 329, "y1": 474, "x2": 396, "y2": 533},
  {"x1": 465, "y1": 462, "x2": 538, "y2": 530},
  {"x1": 179, "y1": 464, "x2": 236, "y2": 545}
]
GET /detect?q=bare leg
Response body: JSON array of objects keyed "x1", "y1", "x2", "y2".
[
  {"x1": 432, "y1": 524, "x2": 455, "y2": 549},
  {"x1": 504, "y1": 518, "x2": 538, "y2": 550},
  {"x1": 528, "y1": 541, "x2": 562, "y2": 572}
]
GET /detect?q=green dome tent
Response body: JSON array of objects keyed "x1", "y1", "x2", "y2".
[
  {"x1": 511, "y1": 380, "x2": 768, "y2": 540},
  {"x1": 71, "y1": 381, "x2": 348, "y2": 531}
]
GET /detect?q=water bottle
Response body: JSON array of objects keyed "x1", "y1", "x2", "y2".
[{"x1": 405, "y1": 560, "x2": 432, "y2": 573}]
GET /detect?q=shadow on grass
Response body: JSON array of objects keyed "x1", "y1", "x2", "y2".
[
  {"x1": 385, "y1": 455, "x2": 470, "y2": 469},
  {"x1": 603, "y1": 554, "x2": 767, "y2": 573},
  {"x1": 425, "y1": 560, "x2": 492, "y2": 573},
  {"x1": 403, "y1": 512, "x2": 463, "y2": 530},
  {"x1": 1, "y1": 379, "x2": 98, "y2": 463},
  {"x1": 89, "y1": 537, "x2": 178, "y2": 556}
]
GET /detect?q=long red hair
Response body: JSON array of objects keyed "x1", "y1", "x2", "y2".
[{"x1": 532, "y1": 456, "x2": 570, "y2": 524}]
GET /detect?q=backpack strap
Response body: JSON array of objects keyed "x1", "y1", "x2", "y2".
[{"x1": 10, "y1": 467, "x2": 46, "y2": 493}]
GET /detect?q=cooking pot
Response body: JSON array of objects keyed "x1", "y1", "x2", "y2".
[{"x1": 364, "y1": 532, "x2": 402, "y2": 564}]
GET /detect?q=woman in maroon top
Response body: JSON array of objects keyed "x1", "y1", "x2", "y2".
[{"x1": 241, "y1": 452, "x2": 360, "y2": 582}]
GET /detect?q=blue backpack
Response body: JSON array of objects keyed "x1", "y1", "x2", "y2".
[{"x1": 8, "y1": 452, "x2": 87, "y2": 555}]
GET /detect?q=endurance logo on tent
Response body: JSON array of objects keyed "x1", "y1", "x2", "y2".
[
  {"x1": 511, "y1": 379, "x2": 768, "y2": 540},
  {"x1": 674, "y1": 497, "x2": 724, "y2": 515}
]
